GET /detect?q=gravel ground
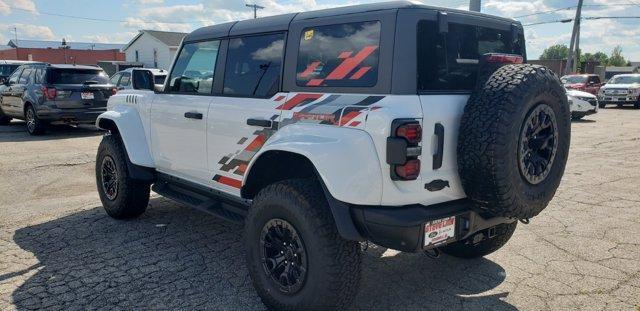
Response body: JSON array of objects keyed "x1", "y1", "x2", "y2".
[{"x1": 0, "y1": 108, "x2": 639, "y2": 311}]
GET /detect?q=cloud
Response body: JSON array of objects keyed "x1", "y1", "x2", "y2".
[
  {"x1": 81, "y1": 31, "x2": 138, "y2": 44},
  {"x1": 121, "y1": 17, "x2": 193, "y2": 33},
  {"x1": 136, "y1": 0, "x2": 164, "y2": 4},
  {"x1": 0, "y1": 0, "x2": 37, "y2": 15},
  {"x1": 0, "y1": 23, "x2": 56, "y2": 41}
]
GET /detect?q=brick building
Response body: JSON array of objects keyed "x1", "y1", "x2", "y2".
[{"x1": 0, "y1": 39, "x2": 125, "y2": 65}]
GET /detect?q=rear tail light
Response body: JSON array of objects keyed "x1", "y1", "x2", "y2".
[
  {"x1": 484, "y1": 53, "x2": 524, "y2": 64},
  {"x1": 387, "y1": 119, "x2": 423, "y2": 181},
  {"x1": 112, "y1": 88, "x2": 117, "y2": 95},
  {"x1": 42, "y1": 86, "x2": 57, "y2": 100},
  {"x1": 395, "y1": 159, "x2": 420, "y2": 180},
  {"x1": 396, "y1": 123, "x2": 422, "y2": 144}
]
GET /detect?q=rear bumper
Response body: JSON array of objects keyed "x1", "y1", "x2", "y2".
[
  {"x1": 36, "y1": 105, "x2": 106, "y2": 124},
  {"x1": 349, "y1": 199, "x2": 514, "y2": 252}
]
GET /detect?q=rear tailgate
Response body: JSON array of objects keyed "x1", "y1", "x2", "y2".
[{"x1": 51, "y1": 84, "x2": 114, "y2": 109}]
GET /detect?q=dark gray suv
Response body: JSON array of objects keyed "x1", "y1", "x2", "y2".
[{"x1": 0, "y1": 64, "x2": 116, "y2": 135}]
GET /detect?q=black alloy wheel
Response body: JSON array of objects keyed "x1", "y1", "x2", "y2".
[
  {"x1": 260, "y1": 218, "x2": 308, "y2": 294},
  {"x1": 518, "y1": 103, "x2": 559, "y2": 185},
  {"x1": 25, "y1": 108, "x2": 37, "y2": 133},
  {"x1": 100, "y1": 155, "x2": 119, "y2": 201}
]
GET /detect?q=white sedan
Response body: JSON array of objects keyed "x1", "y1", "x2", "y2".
[{"x1": 567, "y1": 89, "x2": 598, "y2": 120}]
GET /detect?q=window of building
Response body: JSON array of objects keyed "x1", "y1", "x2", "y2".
[
  {"x1": 153, "y1": 49, "x2": 158, "y2": 68},
  {"x1": 296, "y1": 21, "x2": 381, "y2": 88},
  {"x1": 222, "y1": 33, "x2": 285, "y2": 97},
  {"x1": 167, "y1": 40, "x2": 220, "y2": 94},
  {"x1": 417, "y1": 20, "x2": 524, "y2": 92},
  {"x1": 135, "y1": 50, "x2": 139, "y2": 62}
]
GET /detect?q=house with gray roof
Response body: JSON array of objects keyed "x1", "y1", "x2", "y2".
[{"x1": 122, "y1": 30, "x2": 188, "y2": 70}]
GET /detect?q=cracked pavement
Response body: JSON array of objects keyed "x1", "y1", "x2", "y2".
[{"x1": 1, "y1": 108, "x2": 639, "y2": 310}]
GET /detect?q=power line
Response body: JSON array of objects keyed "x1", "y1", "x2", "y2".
[
  {"x1": 514, "y1": 6, "x2": 574, "y2": 19},
  {"x1": 7, "y1": 5, "x2": 193, "y2": 25},
  {"x1": 515, "y1": 3, "x2": 639, "y2": 19},
  {"x1": 524, "y1": 16, "x2": 640, "y2": 26}
]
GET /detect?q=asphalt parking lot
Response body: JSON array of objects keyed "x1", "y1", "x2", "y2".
[{"x1": 0, "y1": 108, "x2": 639, "y2": 311}]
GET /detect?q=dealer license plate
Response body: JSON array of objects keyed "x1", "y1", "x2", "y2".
[
  {"x1": 424, "y1": 216, "x2": 456, "y2": 248},
  {"x1": 81, "y1": 92, "x2": 94, "y2": 100}
]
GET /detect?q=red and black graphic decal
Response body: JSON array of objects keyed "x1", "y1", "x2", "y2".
[
  {"x1": 212, "y1": 174, "x2": 242, "y2": 189},
  {"x1": 299, "y1": 45, "x2": 378, "y2": 87},
  {"x1": 212, "y1": 93, "x2": 386, "y2": 188},
  {"x1": 282, "y1": 95, "x2": 384, "y2": 127}
]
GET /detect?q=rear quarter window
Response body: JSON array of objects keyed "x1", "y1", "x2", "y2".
[
  {"x1": 417, "y1": 20, "x2": 524, "y2": 92},
  {"x1": 296, "y1": 21, "x2": 381, "y2": 87},
  {"x1": 47, "y1": 69, "x2": 110, "y2": 84}
]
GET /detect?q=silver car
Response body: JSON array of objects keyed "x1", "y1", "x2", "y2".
[
  {"x1": 598, "y1": 74, "x2": 640, "y2": 109},
  {"x1": 110, "y1": 68, "x2": 167, "y2": 92}
]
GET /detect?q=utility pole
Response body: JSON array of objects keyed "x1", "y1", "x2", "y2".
[
  {"x1": 564, "y1": 0, "x2": 583, "y2": 75},
  {"x1": 469, "y1": 0, "x2": 481, "y2": 12},
  {"x1": 245, "y1": 3, "x2": 265, "y2": 19}
]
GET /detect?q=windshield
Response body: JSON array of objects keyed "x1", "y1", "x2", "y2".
[
  {"x1": 47, "y1": 69, "x2": 110, "y2": 84},
  {"x1": 608, "y1": 76, "x2": 640, "y2": 84},
  {"x1": 0, "y1": 65, "x2": 20, "y2": 76},
  {"x1": 561, "y1": 76, "x2": 587, "y2": 84},
  {"x1": 154, "y1": 75, "x2": 167, "y2": 85}
]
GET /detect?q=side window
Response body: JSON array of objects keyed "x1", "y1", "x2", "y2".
[
  {"x1": 119, "y1": 73, "x2": 131, "y2": 87},
  {"x1": 223, "y1": 33, "x2": 284, "y2": 97},
  {"x1": 168, "y1": 40, "x2": 220, "y2": 94},
  {"x1": 296, "y1": 21, "x2": 381, "y2": 87},
  {"x1": 34, "y1": 68, "x2": 45, "y2": 84},
  {"x1": 8, "y1": 68, "x2": 23, "y2": 84},
  {"x1": 417, "y1": 21, "x2": 519, "y2": 92},
  {"x1": 110, "y1": 74, "x2": 121, "y2": 85},
  {"x1": 18, "y1": 68, "x2": 34, "y2": 84},
  {"x1": 589, "y1": 76, "x2": 600, "y2": 84}
]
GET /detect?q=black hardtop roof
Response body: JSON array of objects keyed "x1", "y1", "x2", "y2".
[{"x1": 184, "y1": 1, "x2": 518, "y2": 42}]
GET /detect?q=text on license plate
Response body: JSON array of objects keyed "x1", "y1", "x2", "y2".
[
  {"x1": 424, "y1": 216, "x2": 456, "y2": 247},
  {"x1": 81, "y1": 92, "x2": 94, "y2": 100}
]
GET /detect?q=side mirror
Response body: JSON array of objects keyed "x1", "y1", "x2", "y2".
[{"x1": 132, "y1": 70, "x2": 155, "y2": 91}]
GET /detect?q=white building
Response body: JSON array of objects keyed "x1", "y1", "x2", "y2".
[{"x1": 122, "y1": 30, "x2": 187, "y2": 70}]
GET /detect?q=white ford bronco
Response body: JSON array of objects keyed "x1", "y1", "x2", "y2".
[{"x1": 95, "y1": 2, "x2": 570, "y2": 310}]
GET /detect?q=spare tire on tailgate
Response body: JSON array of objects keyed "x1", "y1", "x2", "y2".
[{"x1": 458, "y1": 64, "x2": 570, "y2": 220}]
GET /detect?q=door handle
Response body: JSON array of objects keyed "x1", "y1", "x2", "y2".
[
  {"x1": 247, "y1": 118, "x2": 272, "y2": 128},
  {"x1": 184, "y1": 112, "x2": 203, "y2": 119},
  {"x1": 433, "y1": 123, "x2": 445, "y2": 170}
]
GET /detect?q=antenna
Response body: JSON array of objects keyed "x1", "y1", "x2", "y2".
[{"x1": 245, "y1": 3, "x2": 265, "y2": 19}]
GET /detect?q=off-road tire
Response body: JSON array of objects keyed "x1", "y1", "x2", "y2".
[
  {"x1": 245, "y1": 179, "x2": 361, "y2": 311},
  {"x1": 634, "y1": 101, "x2": 640, "y2": 109},
  {"x1": 458, "y1": 64, "x2": 570, "y2": 219},
  {"x1": 440, "y1": 222, "x2": 517, "y2": 259},
  {"x1": 25, "y1": 104, "x2": 46, "y2": 135},
  {"x1": 598, "y1": 102, "x2": 606, "y2": 109},
  {"x1": 96, "y1": 134, "x2": 150, "y2": 219}
]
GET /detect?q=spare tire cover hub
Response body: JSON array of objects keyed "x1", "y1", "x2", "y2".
[{"x1": 518, "y1": 104, "x2": 558, "y2": 185}]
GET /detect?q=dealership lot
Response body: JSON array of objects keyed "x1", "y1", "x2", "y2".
[{"x1": 0, "y1": 108, "x2": 639, "y2": 311}]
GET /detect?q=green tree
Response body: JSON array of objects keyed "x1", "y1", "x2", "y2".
[
  {"x1": 607, "y1": 46, "x2": 626, "y2": 66},
  {"x1": 581, "y1": 51, "x2": 608, "y2": 65},
  {"x1": 540, "y1": 44, "x2": 569, "y2": 60}
]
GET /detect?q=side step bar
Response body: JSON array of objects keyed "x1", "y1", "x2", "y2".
[{"x1": 152, "y1": 173, "x2": 250, "y2": 224}]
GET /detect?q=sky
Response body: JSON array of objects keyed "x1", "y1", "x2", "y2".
[{"x1": 0, "y1": 0, "x2": 638, "y2": 60}]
